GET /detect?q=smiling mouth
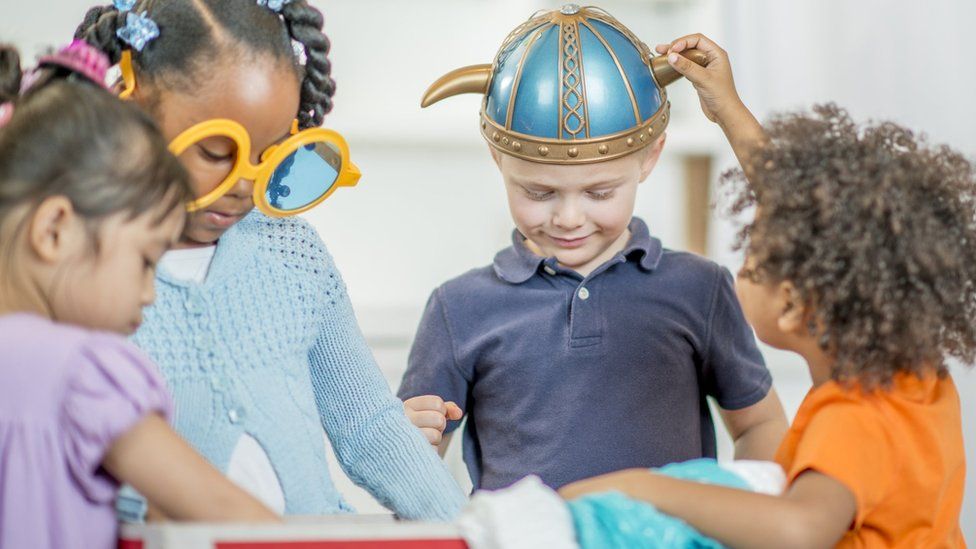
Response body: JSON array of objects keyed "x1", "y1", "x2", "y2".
[{"x1": 550, "y1": 234, "x2": 590, "y2": 248}]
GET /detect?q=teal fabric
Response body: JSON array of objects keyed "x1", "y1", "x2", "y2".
[
  {"x1": 568, "y1": 459, "x2": 749, "y2": 548},
  {"x1": 126, "y1": 212, "x2": 465, "y2": 520}
]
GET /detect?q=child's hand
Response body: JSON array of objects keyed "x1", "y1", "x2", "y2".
[
  {"x1": 403, "y1": 395, "x2": 463, "y2": 446},
  {"x1": 655, "y1": 34, "x2": 744, "y2": 125}
]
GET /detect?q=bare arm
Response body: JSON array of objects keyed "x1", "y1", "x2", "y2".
[
  {"x1": 720, "y1": 388, "x2": 789, "y2": 461},
  {"x1": 102, "y1": 414, "x2": 278, "y2": 522},
  {"x1": 656, "y1": 33, "x2": 768, "y2": 176},
  {"x1": 560, "y1": 468, "x2": 855, "y2": 549}
]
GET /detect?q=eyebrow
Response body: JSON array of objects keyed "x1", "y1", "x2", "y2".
[{"x1": 512, "y1": 176, "x2": 627, "y2": 189}]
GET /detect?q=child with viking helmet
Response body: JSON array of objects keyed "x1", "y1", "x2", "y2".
[{"x1": 398, "y1": 4, "x2": 788, "y2": 492}]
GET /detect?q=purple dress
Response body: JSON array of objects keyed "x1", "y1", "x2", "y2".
[{"x1": 0, "y1": 313, "x2": 172, "y2": 549}]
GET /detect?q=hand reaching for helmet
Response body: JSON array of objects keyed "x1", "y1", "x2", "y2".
[{"x1": 656, "y1": 33, "x2": 767, "y2": 169}]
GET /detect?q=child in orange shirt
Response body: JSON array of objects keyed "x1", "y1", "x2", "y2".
[{"x1": 560, "y1": 33, "x2": 972, "y2": 547}]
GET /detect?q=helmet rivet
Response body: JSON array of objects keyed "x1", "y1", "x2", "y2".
[
  {"x1": 538, "y1": 145, "x2": 550, "y2": 156},
  {"x1": 639, "y1": 133, "x2": 647, "y2": 142},
  {"x1": 513, "y1": 141, "x2": 522, "y2": 151},
  {"x1": 567, "y1": 147, "x2": 579, "y2": 158},
  {"x1": 626, "y1": 137, "x2": 635, "y2": 147},
  {"x1": 481, "y1": 120, "x2": 487, "y2": 129},
  {"x1": 598, "y1": 144, "x2": 609, "y2": 155},
  {"x1": 492, "y1": 132, "x2": 500, "y2": 142},
  {"x1": 502, "y1": 137, "x2": 509, "y2": 145}
]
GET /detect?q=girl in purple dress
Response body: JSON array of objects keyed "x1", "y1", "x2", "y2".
[{"x1": 0, "y1": 43, "x2": 276, "y2": 549}]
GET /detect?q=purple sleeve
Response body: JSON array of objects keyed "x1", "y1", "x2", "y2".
[{"x1": 60, "y1": 334, "x2": 173, "y2": 502}]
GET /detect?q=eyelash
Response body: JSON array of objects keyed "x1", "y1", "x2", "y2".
[
  {"x1": 525, "y1": 190, "x2": 553, "y2": 201},
  {"x1": 588, "y1": 190, "x2": 614, "y2": 200},
  {"x1": 199, "y1": 146, "x2": 234, "y2": 163}
]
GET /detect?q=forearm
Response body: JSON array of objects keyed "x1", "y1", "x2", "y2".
[
  {"x1": 562, "y1": 471, "x2": 841, "y2": 549},
  {"x1": 732, "y1": 415, "x2": 788, "y2": 461},
  {"x1": 104, "y1": 415, "x2": 278, "y2": 522},
  {"x1": 716, "y1": 100, "x2": 768, "y2": 178},
  {"x1": 335, "y1": 402, "x2": 467, "y2": 520}
]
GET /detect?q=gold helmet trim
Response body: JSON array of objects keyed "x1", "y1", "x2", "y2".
[{"x1": 421, "y1": 5, "x2": 706, "y2": 164}]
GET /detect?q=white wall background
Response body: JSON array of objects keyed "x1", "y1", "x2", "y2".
[{"x1": 2, "y1": 0, "x2": 973, "y2": 539}]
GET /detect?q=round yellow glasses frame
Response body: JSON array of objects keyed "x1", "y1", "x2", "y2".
[{"x1": 119, "y1": 51, "x2": 361, "y2": 218}]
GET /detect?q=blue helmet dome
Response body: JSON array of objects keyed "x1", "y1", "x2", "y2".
[{"x1": 422, "y1": 4, "x2": 705, "y2": 164}]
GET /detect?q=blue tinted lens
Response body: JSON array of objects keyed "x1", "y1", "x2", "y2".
[{"x1": 266, "y1": 142, "x2": 341, "y2": 212}]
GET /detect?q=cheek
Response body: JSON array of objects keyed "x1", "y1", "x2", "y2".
[
  {"x1": 735, "y1": 278, "x2": 781, "y2": 343},
  {"x1": 589, "y1": 189, "x2": 637, "y2": 229},
  {"x1": 180, "y1": 156, "x2": 232, "y2": 196},
  {"x1": 506, "y1": 191, "x2": 549, "y2": 228},
  {"x1": 735, "y1": 278, "x2": 766, "y2": 326}
]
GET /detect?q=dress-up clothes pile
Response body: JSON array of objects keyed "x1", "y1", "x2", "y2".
[{"x1": 458, "y1": 459, "x2": 786, "y2": 549}]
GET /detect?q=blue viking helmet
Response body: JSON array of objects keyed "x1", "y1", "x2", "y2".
[{"x1": 421, "y1": 4, "x2": 706, "y2": 164}]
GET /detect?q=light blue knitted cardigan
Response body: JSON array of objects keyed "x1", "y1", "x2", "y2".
[{"x1": 129, "y1": 212, "x2": 465, "y2": 519}]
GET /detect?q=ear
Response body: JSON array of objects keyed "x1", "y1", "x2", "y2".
[
  {"x1": 775, "y1": 281, "x2": 807, "y2": 334},
  {"x1": 27, "y1": 196, "x2": 82, "y2": 263},
  {"x1": 637, "y1": 133, "x2": 667, "y2": 183}
]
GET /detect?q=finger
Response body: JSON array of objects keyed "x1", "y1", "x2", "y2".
[
  {"x1": 408, "y1": 410, "x2": 448, "y2": 430},
  {"x1": 654, "y1": 43, "x2": 670, "y2": 55},
  {"x1": 404, "y1": 395, "x2": 447, "y2": 413},
  {"x1": 668, "y1": 34, "x2": 725, "y2": 65},
  {"x1": 445, "y1": 401, "x2": 464, "y2": 420},
  {"x1": 419, "y1": 427, "x2": 443, "y2": 446},
  {"x1": 667, "y1": 51, "x2": 708, "y2": 82}
]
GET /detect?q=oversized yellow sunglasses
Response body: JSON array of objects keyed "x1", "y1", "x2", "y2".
[{"x1": 120, "y1": 51, "x2": 361, "y2": 217}]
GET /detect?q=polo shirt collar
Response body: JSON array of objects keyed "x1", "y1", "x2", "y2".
[{"x1": 493, "y1": 217, "x2": 664, "y2": 284}]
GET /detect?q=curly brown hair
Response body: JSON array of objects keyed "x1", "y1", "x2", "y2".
[{"x1": 725, "y1": 103, "x2": 976, "y2": 387}]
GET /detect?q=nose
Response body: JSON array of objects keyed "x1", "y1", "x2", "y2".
[
  {"x1": 224, "y1": 175, "x2": 255, "y2": 202},
  {"x1": 553, "y1": 196, "x2": 586, "y2": 231}
]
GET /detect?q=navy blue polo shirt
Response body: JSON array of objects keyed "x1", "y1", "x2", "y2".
[{"x1": 398, "y1": 217, "x2": 771, "y2": 491}]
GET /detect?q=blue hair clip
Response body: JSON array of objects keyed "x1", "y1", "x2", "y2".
[
  {"x1": 113, "y1": 0, "x2": 137, "y2": 13},
  {"x1": 257, "y1": 0, "x2": 294, "y2": 13},
  {"x1": 116, "y1": 11, "x2": 159, "y2": 52}
]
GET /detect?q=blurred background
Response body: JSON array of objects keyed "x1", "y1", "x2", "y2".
[{"x1": 3, "y1": 0, "x2": 974, "y2": 538}]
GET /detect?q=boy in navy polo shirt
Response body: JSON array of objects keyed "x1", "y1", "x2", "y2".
[{"x1": 398, "y1": 5, "x2": 787, "y2": 491}]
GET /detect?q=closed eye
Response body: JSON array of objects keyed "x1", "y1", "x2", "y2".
[
  {"x1": 522, "y1": 187, "x2": 554, "y2": 201},
  {"x1": 198, "y1": 145, "x2": 234, "y2": 163}
]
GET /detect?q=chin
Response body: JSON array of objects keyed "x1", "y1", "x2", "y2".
[{"x1": 184, "y1": 226, "x2": 226, "y2": 246}]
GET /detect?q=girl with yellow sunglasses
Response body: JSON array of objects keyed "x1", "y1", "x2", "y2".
[{"x1": 76, "y1": 0, "x2": 464, "y2": 521}]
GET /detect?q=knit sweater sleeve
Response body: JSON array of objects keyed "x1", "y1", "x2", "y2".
[{"x1": 276, "y1": 219, "x2": 466, "y2": 520}]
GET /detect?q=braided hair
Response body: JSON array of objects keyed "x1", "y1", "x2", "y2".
[{"x1": 74, "y1": 0, "x2": 335, "y2": 128}]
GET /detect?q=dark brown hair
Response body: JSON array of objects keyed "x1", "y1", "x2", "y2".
[
  {"x1": 726, "y1": 103, "x2": 976, "y2": 387},
  {"x1": 0, "y1": 44, "x2": 192, "y2": 243}
]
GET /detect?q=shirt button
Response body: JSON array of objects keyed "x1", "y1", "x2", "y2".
[
  {"x1": 578, "y1": 287, "x2": 590, "y2": 300},
  {"x1": 544, "y1": 265, "x2": 557, "y2": 276},
  {"x1": 185, "y1": 297, "x2": 203, "y2": 316},
  {"x1": 228, "y1": 408, "x2": 242, "y2": 424}
]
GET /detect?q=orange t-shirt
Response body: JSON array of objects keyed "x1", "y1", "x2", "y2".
[{"x1": 775, "y1": 372, "x2": 966, "y2": 548}]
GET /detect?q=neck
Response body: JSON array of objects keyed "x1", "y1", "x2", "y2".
[
  {"x1": 795, "y1": 338, "x2": 835, "y2": 388},
  {"x1": 0, "y1": 267, "x2": 54, "y2": 321},
  {"x1": 172, "y1": 238, "x2": 218, "y2": 250}
]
